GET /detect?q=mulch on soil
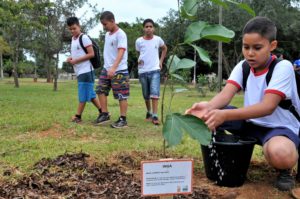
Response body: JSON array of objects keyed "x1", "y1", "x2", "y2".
[{"x1": 0, "y1": 152, "x2": 211, "y2": 199}]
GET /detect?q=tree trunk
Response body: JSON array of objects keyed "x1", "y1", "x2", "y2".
[
  {"x1": 53, "y1": 53, "x2": 59, "y2": 91},
  {"x1": 13, "y1": 53, "x2": 19, "y2": 88},
  {"x1": 34, "y1": 64, "x2": 37, "y2": 82},
  {"x1": 0, "y1": 51, "x2": 3, "y2": 79},
  {"x1": 45, "y1": 55, "x2": 52, "y2": 83},
  {"x1": 222, "y1": 52, "x2": 231, "y2": 78},
  {"x1": 13, "y1": 40, "x2": 19, "y2": 88}
]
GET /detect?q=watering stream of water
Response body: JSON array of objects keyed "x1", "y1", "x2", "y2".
[{"x1": 208, "y1": 131, "x2": 224, "y2": 182}]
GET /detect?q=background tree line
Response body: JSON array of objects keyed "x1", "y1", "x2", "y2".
[
  {"x1": 1, "y1": 0, "x2": 300, "y2": 89},
  {"x1": 0, "y1": 0, "x2": 99, "y2": 89}
]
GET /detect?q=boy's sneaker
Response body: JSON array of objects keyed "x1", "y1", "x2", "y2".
[
  {"x1": 71, "y1": 115, "x2": 82, "y2": 123},
  {"x1": 145, "y1": 112, "x2": 152, "y2": 121},
  {"x1": 111, "y1": 117, "x2": 128, "y2": 128},
  {"x1": 152, "y1": 116, "x2": 160, "y2": 125},
  {"x1": 274, "y1": 169, "x2": 295, "y2": 191},
  {"x1": 94, "y1": 113, "x2": 110, "y2": 125}
]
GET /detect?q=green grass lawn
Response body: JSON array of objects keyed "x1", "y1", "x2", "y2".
[{"x1": 0, "y1": 78, "x2": 263, "y2": 176}]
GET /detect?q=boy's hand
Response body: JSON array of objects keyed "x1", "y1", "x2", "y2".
[
  {"x1": 159, "y1": 60, "x2": 163, "y2": 69},
  {"x1": 107, "y1": 68, "x2": 116, "y2": 78},
  {"x1": 204, "y1": 109, "x2": 226, "y2": 131},
  {"x1": 185, "y1": 101, "x2": 210, "y2": 120},
  {"x1": 67, "y1": 57, "x2": 76, "y2": 65},
  {"x1": 138, "y1": 59, "x2": 143, "y2": 65}
]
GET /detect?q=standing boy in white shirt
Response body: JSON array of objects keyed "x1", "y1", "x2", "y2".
[
  {"x1": 135, "y1": 19, "x2": 167, "y2": 125},
  {"x1": 95, "y1": 11, "x2": 129, "y2": 128},
  {"x1": 66, "y1": 17, "x2": 102, "y2": 123}
]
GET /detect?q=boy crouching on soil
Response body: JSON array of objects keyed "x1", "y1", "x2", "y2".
[{"x1": 186, "y1": 16, "x2": 300, "y2": 191}]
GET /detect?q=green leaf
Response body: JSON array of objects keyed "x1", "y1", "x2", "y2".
[
  {"x1": 163, "y1": 113, "x2": 212, "y2": 147},
  {"x1": 236, "y1": 3, "x2": 256, "y2": 17},
  {"x1": 185, "y1": 21, "x2": 235, "y2": 43},
  {"x1": 171, "y1": 74, "x2": 185, "y2": 82},
  {"x1": 210, "y1": 0, "x2": 229, "y2": 8},
  {"x1": 175, "y1": 58, "x2": 196, "y2": 72},
  {"x1": 167, "y1": 55, "x2": 180, "y2": 72},
  {"x1": 190, "y1": 44, "x2": 212, "y2": 66},
  {"x1": 180, "y1": 7, "x2": 197, "y2": 21},
  {"x1": 225, "y1": 0, "x2": 256, "y2": 16},
  {"x1": 201, "y1": 24, "x2": 235, "y2": 43},
  {"x1": 181, "y1": 0, "x2": 198, "y2": 20},
  {"x1": 184, "y1": 21, "x2": 207, "y2": 43},
  {"x1": 169, "y1": 57, "x2": 196, "y2": 74}
]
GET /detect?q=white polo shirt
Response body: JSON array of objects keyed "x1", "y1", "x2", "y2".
[
  {"x1": 103, "y1": 28, "x2": 128, "y2": 71},
  {"x1": 135, "y1": 35, "x2": 165, "y2": 74},
  {"x1": 227, "y1": 58, "x2": 300, "y2": 135},
  {"x1": 71, "y1": 34, "x2": 93, "y2": 76}
]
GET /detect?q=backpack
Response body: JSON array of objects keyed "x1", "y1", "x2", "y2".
[
  {"x1": 79, "y1": 34, "x2": 101, "y2": 69},
  {"x1": 242, "y1": 58, "x2": 300, "y2": 121}
]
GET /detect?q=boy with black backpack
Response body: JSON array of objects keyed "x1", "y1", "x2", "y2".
[
  {"x1": 186, "y1": 16, "x2": 300, "y2": 191},
  {"x1": 66, "y1": 17, "x2": 102, "y2": 123}
]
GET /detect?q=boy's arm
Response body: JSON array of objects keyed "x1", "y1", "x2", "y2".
[
  {"x1": 186, "y1": 83, "x2": 238, "y2": 119},
  {"x1": 136, "y1": 52, "x2": 142, "y2": 65},
  {"x1": 67, "y1": 46, "x2": 94, "y2": 65},
  {"x1": 207, "y1": 83, "x2": 238, "y2": 109},
  {"x1": 294, "y1": 64, "x2": 300, "y2": 71},
  {"x1": 107, "y1": 48, "x2": 125, "y2": 78},
  {"x1": 204, "y1": 93, "x2": 282, "y2": 130},
  {"x1": 159, "y1": 45, "x2": 168, "y2": 69}
]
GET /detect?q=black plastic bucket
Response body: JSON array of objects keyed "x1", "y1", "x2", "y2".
[{"x1": 201, "y1": 134, "x2": 256, "y2": 187}]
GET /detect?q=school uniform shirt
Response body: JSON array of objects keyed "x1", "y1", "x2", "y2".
[
  {"x1": 135, "y1": 35, "x2": 165, "y2": 74},
  {"x1": 103, "y1": 28, "x2": 128, "y2": 72},
  {"x1": 227, "y1": 58, "x2": 300, "y2": 135},
  {"x1": 71, "y1": 34, "x2": 93, "y2": 76}
]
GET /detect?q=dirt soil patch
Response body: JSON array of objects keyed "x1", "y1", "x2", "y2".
[{"x1": 0, "y1": 151, "x2": 297, "y2": 198}]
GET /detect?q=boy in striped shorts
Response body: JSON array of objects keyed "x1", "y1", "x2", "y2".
[{"x1": 95, "y1": 11, "x2": 129, "y2": 128}]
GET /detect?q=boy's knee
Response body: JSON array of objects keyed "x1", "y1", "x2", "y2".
[{"x1": 264, "y1": 137, "x2": 298, "y2": 168}]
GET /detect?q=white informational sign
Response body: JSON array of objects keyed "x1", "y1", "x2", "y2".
[{"x1": 141, "y1": 159, "x2": 193, "y2": 196}]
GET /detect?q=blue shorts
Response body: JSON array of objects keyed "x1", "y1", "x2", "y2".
[
  {"x1": 217, "y1": 106, "x2": 300, "y2": 147},
  {"x1": 77, "y1": 71, "x2": 96, "y2": 103},
  {"x1": 139, "y1": 70, "x2": 160, "y2": 100}
]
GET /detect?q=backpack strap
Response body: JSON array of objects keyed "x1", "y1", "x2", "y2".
[
  {"x1": 242, "y1": 61, "x2": 251, "y2": 91},
  {"x1": 79, "y1": 34, "x2": 94, "y2": 80},
  {"x1": 265, "y1": 58, "x2": 281, "y2": 85},
  {"x1": 266, "y1": 58, "x2": 300, "y2": 121},
  {"x1": 79, "y1": 34, "x2": 88, "y2": 54}
]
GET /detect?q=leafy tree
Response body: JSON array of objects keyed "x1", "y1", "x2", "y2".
[
  {"x1": 0, "y1": 36, "x2": 11, "y2": 79},
  {"x1": 25, "y1": 0, "x2": 100, "y2": 90},
  {"x1": 0, "y1": 0, "x2": 47, "y2": 87},
  {"x1": 158, "y1": 0, "x2": 300, "y2": 80}
]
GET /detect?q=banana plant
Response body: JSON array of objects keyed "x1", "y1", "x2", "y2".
[{"x1": 162, "y1": 0, "x2": 255, "y2": 148}]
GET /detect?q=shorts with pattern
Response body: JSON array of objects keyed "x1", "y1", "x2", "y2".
[{"x1": 95, "y1": 68, "x2": 130, "y2": 100}]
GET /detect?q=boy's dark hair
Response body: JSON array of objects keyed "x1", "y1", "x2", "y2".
[
  {"x1": 243, "y1": 16, "x2": 277, "y2": 42},
  {"x1": 67, "y1": 17, "x2": 80, "y2": 26},
  {"x1": 100, "y1": 11, "x2": 115, "y2": 21},
  {"x1": 143, "y1": 18, "x2": 155, "y2": 27}
]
